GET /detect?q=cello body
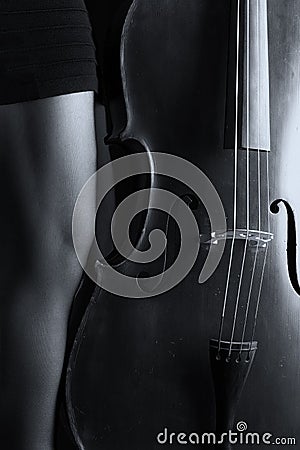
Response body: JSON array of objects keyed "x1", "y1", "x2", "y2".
[{"x1": 67, "y1": 1, "x2": 300, "y2": 448}]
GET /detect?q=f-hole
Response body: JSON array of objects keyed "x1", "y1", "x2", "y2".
[{"x1": 271, "y1": 199, "x2": 300, "y2": 296}]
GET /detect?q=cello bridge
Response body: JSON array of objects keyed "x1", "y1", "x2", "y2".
[{"x1": 200, "y1": 229, "x2": 274, "y2": 248}]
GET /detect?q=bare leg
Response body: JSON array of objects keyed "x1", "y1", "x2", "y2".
[{"x1": 0, "y1": 92, "x2": 97, "y2": 450}]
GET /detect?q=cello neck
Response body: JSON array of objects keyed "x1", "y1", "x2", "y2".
[{"x1": 225, "y1": 0, "x2": 271, "y2": 152}]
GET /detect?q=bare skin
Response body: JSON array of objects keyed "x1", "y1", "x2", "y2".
[{"x1": 0, "y1": 92, "x2": 97, "y2": 450}]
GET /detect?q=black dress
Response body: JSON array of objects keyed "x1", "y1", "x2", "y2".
[{"x1": 0, "y1": 0, "x2": 98, "y2": 104}]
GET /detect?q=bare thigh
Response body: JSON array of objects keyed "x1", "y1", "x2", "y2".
[{"x1": 0, "y1": 92, "x2": 97, "y2": 450}]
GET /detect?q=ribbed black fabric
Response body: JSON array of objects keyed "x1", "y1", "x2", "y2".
[{"x1": 0, "y1": 0, "x2": 98, "y2": 104}]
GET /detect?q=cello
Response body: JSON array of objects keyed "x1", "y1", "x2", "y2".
[{"x1": 67, "y1": 1, "x2": 300, "y2": 448}]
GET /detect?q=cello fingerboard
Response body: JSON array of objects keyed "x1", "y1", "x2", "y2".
[{"x1": 224, "y1": 0, "x2": 271, "y2": 152}]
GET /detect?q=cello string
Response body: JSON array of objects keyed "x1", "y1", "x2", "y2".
[
  {"x1": 266, "y1": 137, "x2": 271, "y2": 233},
  {"x1": 249, "y1": 0, "x2": 271, "y2": 351},
  {"x1": 250, "y1": 238, "x2": 269, "y2": 347},
  {"x1": 240, "y1": 236, "x2": 259, "y2": 353},
  {"x1": 239, "y1": 0, "x2": 261, "y2": 356},
  {"x1": 217, "y1": 0, "x2": 241, "y2": 355},
  {"x1": 240, "y1": 0, "x2": 262, "y2": 355},
  {"x1": 228, "y1": 0, "x2": 251, "y2": 360},
  {"x1": 250, "y1": 132, "x2": 271, "y2": 347}
]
